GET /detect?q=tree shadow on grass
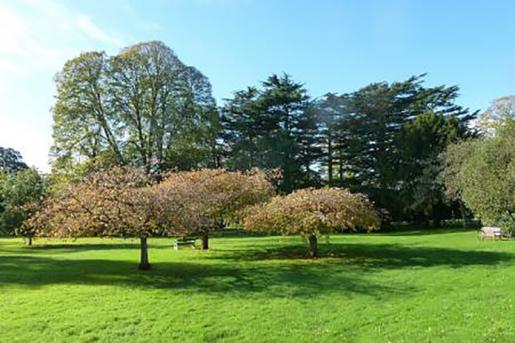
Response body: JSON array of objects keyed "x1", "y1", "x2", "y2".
[
  {"x1": 1, "y1": 240, "x2": 512, "y2": 299},
  {"x1": 1, "y1": 241, "x2": 175, "y2": 254},
  {"x1": 209, "y1": 242, "x2": 514, "y2": 270},
  {"x1": 0, "y1": 254, "x2": 413, "y2": 299},
  {"x1": 376, "y1": 227, "x2": 475, "y2": 236},
  {"x1": 28, "y1": 243, "x2": 142, "y2": 252}
]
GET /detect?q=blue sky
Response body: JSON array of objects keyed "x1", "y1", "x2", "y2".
[{"x1": 1, "y1": 0, "x2": 514, "y2": 171}]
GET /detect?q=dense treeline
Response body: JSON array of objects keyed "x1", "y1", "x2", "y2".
[
  {"x1": 221, "y1": 73, "x2": 476, "y2": 224},
  {"x1": 48, "y1": 41, "x2": 478, "y2": 225},
  {"x1": 4, "y1": 40, "x2": 504, "y2": 237}
]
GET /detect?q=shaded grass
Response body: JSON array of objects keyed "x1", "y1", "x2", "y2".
[{"x1": 0, "y1": 229, "x2": 514, "y2": 342}]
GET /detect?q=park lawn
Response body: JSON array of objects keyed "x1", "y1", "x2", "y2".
[{"x1": 0, "y1": 230, "x2": 513, "y2": 343}]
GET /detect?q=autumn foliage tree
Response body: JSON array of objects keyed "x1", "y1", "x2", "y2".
[
  {"x1": 26, "y1": 167, "x2": 203, "y2": 270},
  {"x1": 26, "y1": 167, "x2": 274, "y2": 268},
  {"x1": 161, "y1": 169, "x2": 275, "y2": 249},
  {"x1": 243, "y1": 188, "x2": 380, "y2": 257}
]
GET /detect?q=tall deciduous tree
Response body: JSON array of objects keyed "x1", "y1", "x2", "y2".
[
  {"x1": 243, "y1": 188, "x2": 380, "y2": 257},
  {"x1": 51, "y1": 41, "x2": 219, "y2": 176},
  {"x1": 442, "y1": 114, "x2": 515, "y2": 236},
  {"x1": 479, "y1": 95, "x2": 515, "y2": 128}
]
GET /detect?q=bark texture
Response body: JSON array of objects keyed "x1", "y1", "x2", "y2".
[{"x1": 139, "y1": 236, "x2": 151, "y2": 270}]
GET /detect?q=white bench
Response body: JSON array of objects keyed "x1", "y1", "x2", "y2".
[
  {"x1": 478, "y1": 227, "x2": 502, "y2": 240},
  {"x1": 173, "y1": 237, "x2": 197, "y2": 250}
]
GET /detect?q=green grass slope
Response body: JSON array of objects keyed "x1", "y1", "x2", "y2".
[{"x1": 0, "y1": 230, "x2": 513, "y2": 342}]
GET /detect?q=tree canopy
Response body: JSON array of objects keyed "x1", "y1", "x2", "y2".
[
  {"x1": 243, "y1": 188, "x2": 380, "y2": 257},
  {"x1": 0, "y1": 149, "x2": 43, "y2": 239},
  {"x1": 51, "y1": 41, "x2": 219, "y2": 176},
  {"x1": 221, "y1": 74, "x2": 475, "y2": 224},
  {"x1": 442, "y1": 115, "x2": 515, "y2": 236},
  {"x1": 0, "y1": 147, "x2": 28, "y2": 174},
  {"x1": 221, "y1": 74, "x2": 320, "y2": 192},
  {"x1": 48, "y1": 41, "x2": 481, "y2": 227},
  {"x1": 159, "y1": 168, "x2": 274, "y2": 249},
  {"x1": 0, "y1": 168, "x2": 46, "y2": 240},
  {"x1": 312, "y1": 76, "x2": 475, "y2": 222},
  {"x1": 26, "y1": 167, "x2": 198, "y2": 269},
  {"x1": 26, "y1": 167, "x2": 274, "y2": 268}
]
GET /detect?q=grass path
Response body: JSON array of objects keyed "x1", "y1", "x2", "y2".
[{"x1": 1, "y1": 230, "x2": 514, "y2": 342}]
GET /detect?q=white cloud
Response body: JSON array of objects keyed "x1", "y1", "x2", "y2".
[
  {"x1": 0, "y1": 5, "x2": 28, "y2": 56},
  {"x1": 76, "y1": 14, "x2": 124, "y2": 46},
  {"x1": 0, "y1": 1, "x2": 127, "y2": 171},
  {"x1": 0, "y1": 1, "x2": 125, "y2": 77},
  {"x1": 0, "y1": 114, "x2": 52, "y2": 172}
]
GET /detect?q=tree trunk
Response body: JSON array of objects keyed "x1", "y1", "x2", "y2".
[
  {"x1": 308, "y1": 234, "x2": 318, "y2": 258},
  {"x1": 26, "y1": 237, "x2": 32, "y2": 246},
  {"x1": 339, "y1": 155, "x2": 344, "y2": 182},
  {"x1": 431, "y1": 203, "x2": 442, "y2": 228},
  {"x1": 459, "y1": 202, "x2": 472, "y2": 228},
  {"x1": 139, "y1": 236, "x2": 151, "y2": 270},
  {"x1": 327, "y1": 135, "x2": 333, "y2": 186},
  {"x1": 202, "y1": 231, "x2": 209, "y2": 250}
]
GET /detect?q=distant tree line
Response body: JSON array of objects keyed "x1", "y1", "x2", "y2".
[
  {"x1": 220, "y1": 74, "x2": 476, "y2": 225},
  {"x1": 2, "y1": 41, "x2": 513, "y2": 239},
  {"x1": 48, "y1": 41, "x2": 478, "y2": 226}
]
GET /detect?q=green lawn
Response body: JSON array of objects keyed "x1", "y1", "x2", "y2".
[{"x1": 1, "y1": 230, "x2": 513, "y2": 342}]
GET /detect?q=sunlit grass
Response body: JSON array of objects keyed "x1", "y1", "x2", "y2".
[{"x1": 1, "y1": 229, "x2": 513, "y2": 342}]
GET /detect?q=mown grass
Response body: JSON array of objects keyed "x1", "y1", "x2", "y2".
[{"x1": 0, "y1": 229, "x2": 513, "y2": 342}]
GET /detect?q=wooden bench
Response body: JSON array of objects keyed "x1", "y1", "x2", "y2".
[
  {"x1": 478, "y1": 227, "x2": 502, "y2": 240},
  {"x1": 173, "y1": 237, "x2": 197, "y2": 250}
]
